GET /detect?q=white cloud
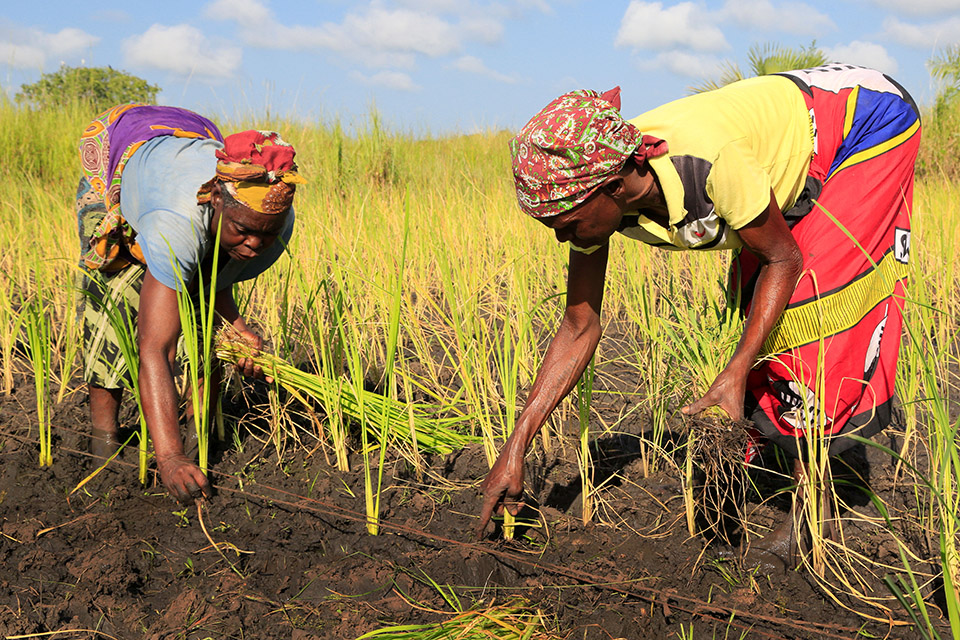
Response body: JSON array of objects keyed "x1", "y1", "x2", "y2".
[
  {"x1": 337, "y1": 8, "x2": 461, "y2": 56},
  {"x1": 395, "y1": 0, "x2": 462, "y2": 12},
  {"x1": 0, "y1": 42, "x2": 44, "y2": 69},
  {"x1": 122, "y1": 24, "x2": 241, "y2": 78},
  {"x1": 458, "y1": 16, "x2": 505, "y2": 44},
  {"x1": 823, "y1": 41, "x2": 898, "y2": 74},
  {"x1": 206, "y1": 0, "x2": 486, "y2": 66},
  {"x1": 452, "y1": 55, "x2": 517, "y2": 83},
  {"x1": 882, "y1": 15, "x2": 960, "y2": 48},
  {"x1": 720, "y1": 0, "x2": 833, "y2": 35},
  {"x1": 866, "y1": 0, "x2": 960, "y2": 15},
  {"x1": 205, "y1": 0, "x2": 271, "y2": 24},
  {"x1": 635, "y1": 50, "x2": 726, "y2": 78},
  {"x1": 616, "y1": 2, "x2": 728, "y2": 52},
  {"x1": 350, "y1": 70, "x2": 421, "y2": 91},
  {"x1": 0, "y1": 26, "x2": 98, "y2": 69}
]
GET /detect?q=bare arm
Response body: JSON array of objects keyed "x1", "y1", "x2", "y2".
[
  {"x1": 139, "y1": 269, "x2": 212, "y2": 502},
  {"x1": 476, "y1": 243, "x2": 609, "y2": 537},
  {"x1": 682, "y1": 190, "x2": 803, "y2": 420}
]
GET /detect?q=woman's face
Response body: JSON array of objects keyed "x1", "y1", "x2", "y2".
[
  {"x1": 210, "y1": 187, "x2": 288, "y2": 262},
  {"x1": 539, "y1": 188, "x2": 623, "y2": 249}
]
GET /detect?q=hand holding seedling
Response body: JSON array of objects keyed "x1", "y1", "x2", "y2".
[
  {"x1": 681, "y1": 365, "x2": 747, "y2": 421},
  {"x1": 231, "y1": 328, "x2": 274, "y2": 384},
  {"x1": 157, "y1": 452, "x2": 213, "y2": 503},
  {"x1": 476, "y1": 440, "x2": 525, "y2": 539}
]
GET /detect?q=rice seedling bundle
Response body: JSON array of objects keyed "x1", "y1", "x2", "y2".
[{"x1": 215, "y1": 331, "x2": 475, "y2": 455}]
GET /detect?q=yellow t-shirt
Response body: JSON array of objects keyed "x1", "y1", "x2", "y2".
[{"x1": 623, "y1": 74, "x2": 813, "y2": 251}]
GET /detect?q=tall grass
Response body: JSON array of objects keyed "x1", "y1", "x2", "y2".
[{"x1": 1, "y1": 92, "x2": 958, "y2": 631}]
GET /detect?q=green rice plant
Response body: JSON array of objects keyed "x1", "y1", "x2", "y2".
[
  {"x1": 216, "y1": 335, "x2": 475, "y2": 451},
  {"x1": 902, "y1": 319, "x2": 960, "y2": 634},
  {"x1": 623, "y1": 273, "x2": 678, "y2": 476},
  {"x1": 54, "y1": 282, "x2": 80, "y2": 403},
  {"x1": 356, "y1": 599, "x2": 553, "y2": 640},
  {"x1": 170, "y1": 226, "x2": 222, "y2": 475},
  {"x1": 329, "y1": 257, "x2": 378, "y2": 534},
  {"x1": 657, "y1": 277, "x2": 744, "y2": 538},
  {"x1": 577, "y1": 355, "x2": 596, "y2": 525},
  {"x1": 0, "y1": 281, "x2": 24, "y2": 395},
  {"x1": 369, "y1": 198, "x2": 410, "y2": 535},
  {"x1": 313, "y1": 276, "x2": 351, "y2": 470},
  {"x1": 431, "y1": 249, "x2": 498, "y2": 464},
  {"x1": 22, "y1": 295, "x2": 53, "y2": 467},
  {"x1": 81, "y1": 272, "x2": 151, "y2": 484},
  {"x1": 850, "y1": 434, "x2": 952, "y2": 638}
]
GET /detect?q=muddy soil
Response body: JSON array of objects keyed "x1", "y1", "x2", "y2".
[{"x1": 0, "y1": 369, "x2": 950, "y2": 639}]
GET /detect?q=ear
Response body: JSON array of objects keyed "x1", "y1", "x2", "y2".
[
  {"x1": 210, "y1": 180, "x2": 223, "y2": 211},
  {"x1": 600, "y1": 175, "x2": 625, "y2": 200}
]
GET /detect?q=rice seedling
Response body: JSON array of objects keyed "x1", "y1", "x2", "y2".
[
  {"x1": 623, "y1": 275, "x2": 677, "y2": 477},
  {"x1": 0, "y1": 281, "x2": 23, "y2": 395},
  {"x1": 356, "y1": 568, "x2": 554, "y2": 640},
  {"x1": 369, "y1": 197, "x2": 410, "y2": 534},
  {"x1": 216, "y1": 332, "x2": 475, "y2": 455},
  {"x1": 22, "y1": 295, "x2": 53, "y2": 467},
  {"x1": 657, "y1": 278, "x2": 745, "y2": 539},
  {"x1": 577, "y1": 355, "x2": 596, "y2": 525},
  {"x1": 53, "y1": 282, "x2": 80, "y2": 403},
  {"x1": 81, "y1": 271, "x2": 151, "y2": 484},
  {"x1": 171, "y1": 226, "x2": 222, "y2": 475},
  {"x1": 355, "y1": 600, "x2": 555, "y2": 640}
]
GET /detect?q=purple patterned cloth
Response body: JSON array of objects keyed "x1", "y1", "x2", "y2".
[{"x1": 104, "y1": 105, "x2": 223, "y2": 184}]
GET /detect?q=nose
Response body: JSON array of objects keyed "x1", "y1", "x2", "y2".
[
  {"x1": 554, "y1": 227, "x2": 573, "y2": 243},
  {"x1": 243, "y1": 235, "x2": 264, "y2": 253}
]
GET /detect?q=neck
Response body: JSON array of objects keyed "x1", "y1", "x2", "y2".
[{"x1": 621, "y1": 161, "x2": 667, "y2": 216}]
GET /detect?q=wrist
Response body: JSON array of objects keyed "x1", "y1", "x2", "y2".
[{"x1": 155, "y1": 450, "x2": 188, "y2": 465}]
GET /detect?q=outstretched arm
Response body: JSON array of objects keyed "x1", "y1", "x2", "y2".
[
  {"x1": 139, "y1": 269, "x2": 213, "y2": 502},
  {"x1": 682, "y1": 190, "x2": 803, "y2": 420},
  {"x1": 476, "y1": 243, "x2": 610, "y2": 538}
]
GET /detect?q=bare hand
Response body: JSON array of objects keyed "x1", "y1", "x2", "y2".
[
  {"x1": 232, "y1": 329, "x2": 274, "y2": 383},
  {"x1": 476, "y1": 445, "x2": 525, "y2": 540},
  {"x1": 157, "y1": 454, "x2": 213, "y2": 503},
  {"x1": 681, "y1": 368, "x2": 747, "y2": 421}
]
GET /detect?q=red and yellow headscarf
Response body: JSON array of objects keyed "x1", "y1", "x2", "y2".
[
  {"x1": 198, "y1": 130, "x2": 306, "y2": 214},
  {"x1": 510, "y1": 87, "x2": 667, "y2": 218}
]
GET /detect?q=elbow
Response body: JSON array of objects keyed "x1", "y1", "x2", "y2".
[
  {"x1": 764, "y1": 244, "x2": 803, "y2": 282},
  {"x1": 561, "y1": 307, "x2": 602, "y2": 346},
  {"x1": 785, "y1": 244, "x2": 804, "y2": 281}
]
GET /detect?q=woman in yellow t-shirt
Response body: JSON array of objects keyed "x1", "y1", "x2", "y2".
[{"x1": 477, "y1": 65, "x2": 921, "y2": 567}]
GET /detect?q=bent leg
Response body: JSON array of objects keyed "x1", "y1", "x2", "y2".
[{"x1": 89, "y1": 384, "x2": 123, "y2": 460}]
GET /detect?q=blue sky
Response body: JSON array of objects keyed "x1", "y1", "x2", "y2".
[{"x1": 2, "y1": 0, "x2": 959, "y2": 134}]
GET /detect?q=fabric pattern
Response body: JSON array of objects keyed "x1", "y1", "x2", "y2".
[
  {"x1": 78, "y1": 104, "x2": 224, "y2": 272},
  {"x1": 196, "y1": 130, "x2": 306, "y2": 215},
  {"x1": 77, "y1": 176, "x2": 196, "y2": 389},
  {"x1": 733, "y1": 64, "x2": 921, "y2": 458},
  {"x1": 510, "y1": 87, "x2": 667, "y2": 218}
]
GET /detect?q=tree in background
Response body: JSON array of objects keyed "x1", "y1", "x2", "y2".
[
  {"x1": 691, "y1": 42, "x2": 828, "y2": 93},
  {"x1": 17, "y1": 66, "x2": 160, "y2": 111},
  {"x1": 920, "y1": 45, "x2": 960, "y2": 178},
  {"x1": 929, "y1": 44, "x2": 960, "y2": 106}
]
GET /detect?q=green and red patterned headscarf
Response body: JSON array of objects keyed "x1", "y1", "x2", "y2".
[{"x1": 510, "y1": 87, "x2": 667, "y2": 218}]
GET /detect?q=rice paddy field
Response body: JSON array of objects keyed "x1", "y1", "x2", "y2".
[{"x1": 0, "y1": 95, "x2": 958, "y2": 639}]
